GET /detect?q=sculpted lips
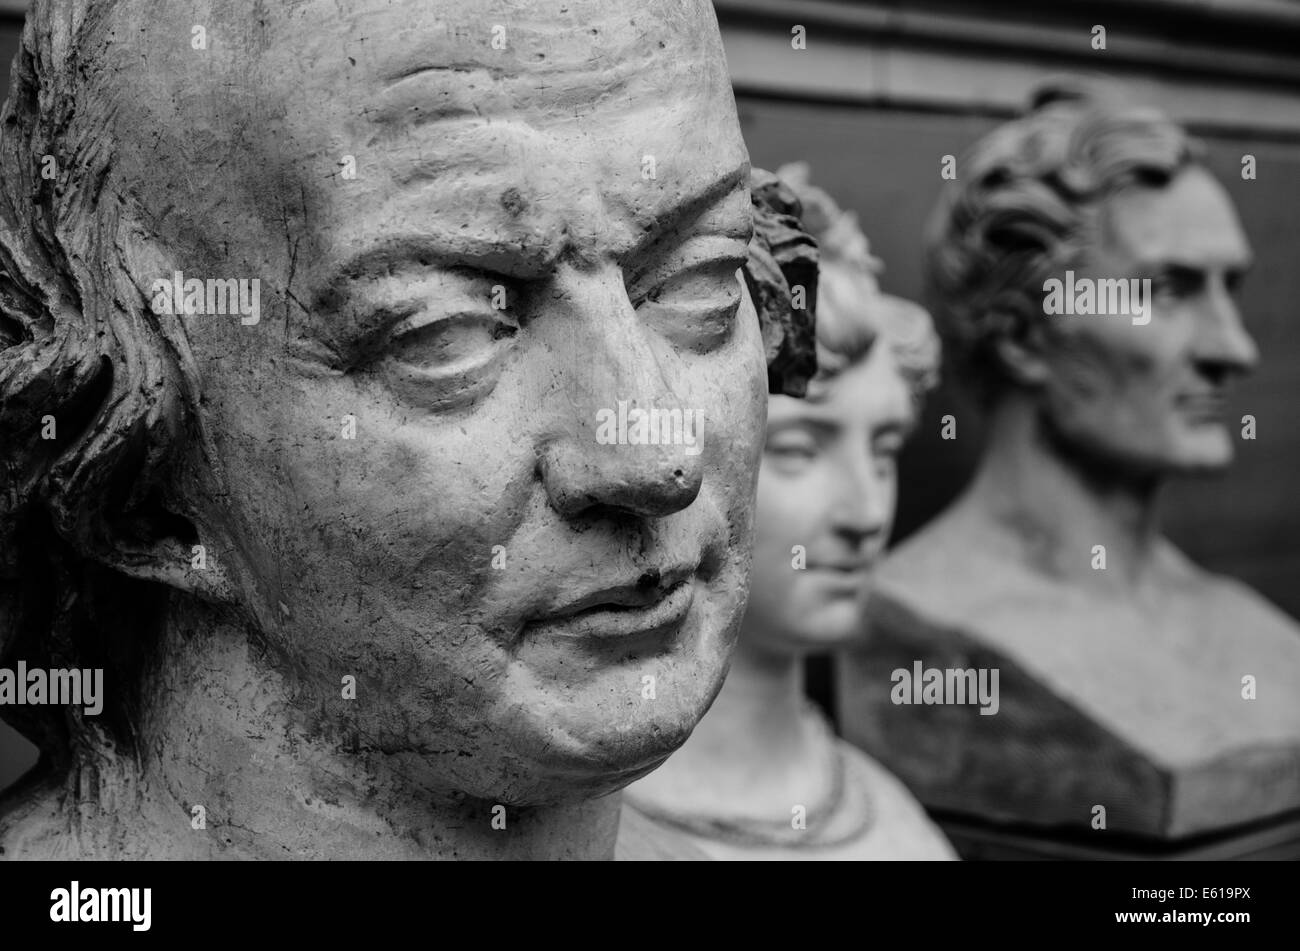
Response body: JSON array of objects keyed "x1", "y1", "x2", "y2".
[
  {"x1": 524, "y1": 567, "x2": 697, "y2": 645},
  {"x1": 1177, "y1": 390, "x2": 1229, "y2": 422},
  {"x1": 806, "y1": 556, "x2": 872, "y2": 573},
  {"x1": 802, "y1": 552, "x2": 874, "y2": 597}
]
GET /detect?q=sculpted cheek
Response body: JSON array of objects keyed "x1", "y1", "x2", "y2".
[
  {"x1": 1045, "y1": 329, "x2": 1149, "y2": 427},
  {"x1": 1055, "y1": 335, "x2": 1117, "y2": 398}
]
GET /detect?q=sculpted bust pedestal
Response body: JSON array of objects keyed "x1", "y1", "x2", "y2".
[
  {"x1": 840, "y1": 502, "x2": 1300, "y2": 844},
  {"x1": 837, "y1": 83, "x2": 1300, "y2": 849}
]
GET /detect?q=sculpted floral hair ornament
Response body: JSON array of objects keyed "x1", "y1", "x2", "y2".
[
  {"x1": 744, "y1": 167, "x2": 819, "y2": 398},
  {"x1": 775, "y1": 161, "x2": 940, "y2": 408}
]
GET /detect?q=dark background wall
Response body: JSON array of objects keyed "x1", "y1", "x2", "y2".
[{"x1": 3, "y1": 0, "x2": 1299, "y2": 793}]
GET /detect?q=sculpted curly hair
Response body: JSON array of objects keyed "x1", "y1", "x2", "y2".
[
  {"x1": 776, "y1": 161, "x2": 940, "y2": 411},
  {"x1": 924, "y1": 77, "x2": 1203, "y2": 404}
]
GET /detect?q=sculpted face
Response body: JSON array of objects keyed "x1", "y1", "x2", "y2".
[
  {"x1": 104, "y1": 1, "x2": 765, "y2": 802},
  {"x1": 1036, "y1": 167, "x2": 1258, "y2": 475},
  {"x1": 745, "y1": 341, "x2": 912, "y2": 654}
]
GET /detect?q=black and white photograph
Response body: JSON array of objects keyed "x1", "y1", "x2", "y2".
[{"x1": 0, "y1": 0, "x2": 1294, "y2": 932}]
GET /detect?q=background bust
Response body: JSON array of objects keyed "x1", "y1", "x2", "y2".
[
  {"x1": 0, "y1": 0, "x2": 810, "y2": 859},
  {"x1": 624, "y1": 163, "x2": 954, "y2": 859},
  {"x1": 837, "y1": 80, "x2": 1300, "y2": 843}
]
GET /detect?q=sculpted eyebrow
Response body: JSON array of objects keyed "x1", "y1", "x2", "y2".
[
  {"x1": 768, "y1": 416, "x2": 838, "y2": 436},
  {"x1": 1137, "y1": 254, "x2": 1255, "y2": 278},
  {"x1": 330, "y1": 233, "x2": 560, "y2": 286},
  {"x1": 873, "y1": 418, "x2": 909, "y2": 440},
  {"x1": 620, "y1": 162, "x2": 753, "y2": 259},
  {"x1": 323, "y1": 162, "x2": 750, "y2": 300}
]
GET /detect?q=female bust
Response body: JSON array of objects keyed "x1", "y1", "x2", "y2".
[{"x1": 622, "y1": 164, "x2": 955, "y2": 859}]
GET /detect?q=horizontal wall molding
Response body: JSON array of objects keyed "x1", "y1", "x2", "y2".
[
  {"x1": 3, "y1": 1, "x2": 1298, "y2": 137},
  {"x1": 718, "y1": 0, "x2": 1300, "y2": 139}
]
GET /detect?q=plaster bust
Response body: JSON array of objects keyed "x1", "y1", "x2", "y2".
[
  {"x1": 0, "y1": 0, "x2": 812, "y2": 860},
  {"x1": 837, "y1": 81, "x2": 1300, "y2": 843},
  {"x1": 623, "y1": 164, "x2": 955, "y2": 859}
]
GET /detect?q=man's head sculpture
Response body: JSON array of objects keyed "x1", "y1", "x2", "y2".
[
  {"x1": 0, "y1": 0, "x2": 814, "y2": 856},
  {"x1": 926, "y1": 79, "x2": 1258, "y2": 479}
]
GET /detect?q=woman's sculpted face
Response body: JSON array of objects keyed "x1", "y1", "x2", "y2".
[
  {"x1": 746, "y1": 339, "x2": 913, "y2": 655},
  {"x1": 10, "y1": 0, "x2": 769, "y2": 806}
]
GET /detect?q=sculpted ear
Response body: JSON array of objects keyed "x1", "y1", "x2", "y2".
[
  {"x1": 3, "y1": 345, "x2": 238, "y2": 606},
  {"x1": 31, "y1": 353, "x2": 240, "y2": 606},
  {"x1": 92, "y1": 492, "x2": 239, "y2": 605},
  {"x1": 992, "y1": 313, "x2": 1053, "y2": 389}
]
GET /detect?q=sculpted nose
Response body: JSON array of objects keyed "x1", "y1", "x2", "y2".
[
  {"x1": 534, "y1": 263, "x2": 706, "y2": 521},
  {"x1": 540, "y1": 434, "x2": 704, "y2": 520},
  {"x1": 831, "y1": 449, "x2": 890, "y2": 544},
  {"x1": 1195, "y1": 286, "x2": 1259, "y2": 379}
]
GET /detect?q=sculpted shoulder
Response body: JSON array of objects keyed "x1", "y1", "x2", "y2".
[
  {"x1": 0, "y1": 777, "x2": 82, "y2": 860},
  {"x1": 614, "y1": 800, "x2": 711, "y2": 861},
  {"x1": 1, "y1": 772, "x2": 210, "y2": 861},
  {"x1": 878, "y1": 507, "x2": 1300, "y2": 649},
  {"x1": 875, "y1": 501, "x2": 1037, "y2": 628},
  {"x1": 836, "y1": 741, "x2": 958, "y2": 860},
  {"x1": 1155, "y1": 541, "x2": 1300, "y2": 656},
  {"x1": 1161, "y1": 540, "x2": 1297, "y2": 620}
]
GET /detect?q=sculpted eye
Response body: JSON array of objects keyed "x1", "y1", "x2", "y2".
[
  {"x1": 764, "y1": 428, "x2": 819, "y2": 474},
  {"x1": 630, "y1": 239, "x2": 748, "y2": 353},
  {"x1": 1150, "y1": 268, "x2": 1203, "y2": 303},
  {"x1": 873, "y1": 432, "x2": 904, "y2": 460},
  {"x1": 388, "y1": 312, "x2": 517, "y2": 371},
  {"x1": 377, "y1": 311, "x2": 519, "y2": 410},
  {"x1": 341, "y1": 265, "x2": 524, "y2": 411}
]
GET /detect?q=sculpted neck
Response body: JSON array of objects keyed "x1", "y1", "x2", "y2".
[
  {"x1": 627, "y1": 633, "x2": 818, "y2": 811},
  {"x1": 686, "y1": 637, "x2": 807, "y2": 768},
  {"x1": 56, "y1": 594, "x2": 619, "y2": 860},
  {"x1": 966, "y1": 395, "x2": 1166, "y2": 592}
]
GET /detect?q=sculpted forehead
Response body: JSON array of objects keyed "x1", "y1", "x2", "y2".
[
  {"x1": 103, "y1": 0, "x2": 743, "y2": 275},
  {"x1": 338, "y1": 0, "x2": 727, "y2": 121},
  {"x1": 109, "y1": 0, "x2": 732, "y2": 154},
  {"x1": 1103, "y1": 167, "x2": 1250, "y2": 265}
]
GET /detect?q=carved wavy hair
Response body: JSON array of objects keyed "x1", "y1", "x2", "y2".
[
  {"x1": 775, "y1": 161, "x2": 940, "y2": 410},
  {"x1": 0, "y1": 0, "x2": 213, "y2": 777},
  {"x1": 924, "y1": 77, "x2": 1204, "y2": 404}
]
